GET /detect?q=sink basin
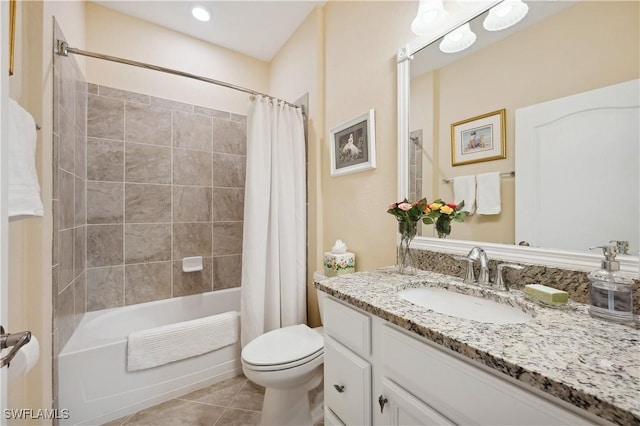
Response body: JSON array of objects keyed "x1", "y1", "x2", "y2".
[{"x1": 397, "y1": 287, "x2": 533, "y2": 324}]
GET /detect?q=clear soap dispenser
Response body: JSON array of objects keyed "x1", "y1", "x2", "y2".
[{"x1": 588, "y1": 245, "x2": 635, "y2": 325}]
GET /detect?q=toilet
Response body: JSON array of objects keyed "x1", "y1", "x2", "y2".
[{"x1": 241, "y1": 286, "x2": 325, "y2": 426}]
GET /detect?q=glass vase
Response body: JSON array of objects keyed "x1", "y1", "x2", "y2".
[
  {"x1": 397, "y1": 219, "x2": 418, "y2": 274},
  {"x1": 436, "y1": 216, "x2": 451, "y2": 239}
]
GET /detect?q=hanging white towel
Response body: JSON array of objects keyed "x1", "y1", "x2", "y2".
[
  {"x1": 127, "y1": 311, "x2": 238, "y2": 372},
  {"x1": 8, "y1": 98, "x2": 44, "y2": 219},
  {"x1": 476, "y1": 172, "x2": 502, "y2": 215},
  {"x1": 453, "y1": 175, "x2": 476, "y2": 215}
]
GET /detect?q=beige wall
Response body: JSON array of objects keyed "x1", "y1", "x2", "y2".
[
  {"x1": 413, "y1": 1, "x2": 639, "y2": 244},
  {"x1": 269, "y1": 7, "x2": 324, "y2": 326},
  {"x1": 323, "y1": 1, "x2": 415, "y2": 272},
  {"x1": 85, "y1": 2, "x2": 269, "y2": 115},
  {"x1": 8, "y1": 0, "x2": 86, "y2": 419}
]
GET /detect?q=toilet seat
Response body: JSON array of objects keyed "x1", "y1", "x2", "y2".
[{"x1": 242, "y1": 324, "x2": 324, "y2": 371}]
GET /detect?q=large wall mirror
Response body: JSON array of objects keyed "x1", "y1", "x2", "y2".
[{"x1": 397, "y1": 0, "x2": 639, "y2": 275}]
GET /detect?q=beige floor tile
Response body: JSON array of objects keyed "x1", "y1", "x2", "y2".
[
  {"x1": 214, "y1": 408, "x2": 261, "y2": 426},
  {"x1": 122, "y1": 399, "x2": 225, "y2": 426},
  {"x1": 229, "y1": 381, "x2": 265, "y2": 412},
  {"x1": 178, "y1": 375, "x2": 248, "y2": 406}
]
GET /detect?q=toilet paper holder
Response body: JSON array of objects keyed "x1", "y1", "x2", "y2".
[{"x1": 0, "y1": 326, "x2": 32, "y2": 368}]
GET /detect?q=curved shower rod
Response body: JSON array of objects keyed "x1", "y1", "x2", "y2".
[{"x1": 56, "y1": 40, "x2": 302, "y2": 110}]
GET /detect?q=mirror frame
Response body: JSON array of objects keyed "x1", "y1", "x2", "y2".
[{"x1": 396, "y1": 0, "x2": 639, "y2": 277}]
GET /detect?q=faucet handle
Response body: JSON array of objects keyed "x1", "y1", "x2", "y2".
[
  {"x1": 493, "y1": 263, "x2": 525, "y2": 291},
  {"x1": 454, "y1": 256, "x2": 475, "y2": 284}
]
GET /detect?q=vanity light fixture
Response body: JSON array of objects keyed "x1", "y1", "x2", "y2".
[
  {"x1": 411, "y1": 0, "x2": 449, "y2": 36},
  {"x1": 191, "y1": 5, "x2": 211, "y2": 22},
  {"x1": 439, "y1": 23, "x2": 476, "y2": 53},
  {"x1": 483, "y1": 0, "x2": 529, "y2": 31}
]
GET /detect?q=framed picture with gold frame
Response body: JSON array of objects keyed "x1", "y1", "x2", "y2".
[
  {"x1": 451, "y1": 109, "x2": 506, "y2": 166},
  {"x1": 9, "y1": 0, "x2": 16, "y2": 76}
]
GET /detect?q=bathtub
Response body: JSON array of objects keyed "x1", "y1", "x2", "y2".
[{"x1": 58, "y1": 288, "x2": 242, "y2": 425}]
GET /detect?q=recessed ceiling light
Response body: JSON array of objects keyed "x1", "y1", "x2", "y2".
[{"x1": 191, "y1": 6, "x2": 210, "y2": 22}]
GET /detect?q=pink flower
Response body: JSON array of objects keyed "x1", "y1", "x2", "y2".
[
  {"x1": 398, "y1": 202, "x2": 412, "y2": 211},
  {"x1": 388, "y1": 202, "x2": 398, "y2": 210}
]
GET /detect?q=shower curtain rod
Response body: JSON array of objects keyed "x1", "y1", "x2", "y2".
[{"x1": 56, "y1": 40, "x2": 301, "y2": 110}]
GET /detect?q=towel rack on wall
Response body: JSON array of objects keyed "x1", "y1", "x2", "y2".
[{"x1": 442, "y1": 171, "x2": 515, "y2": 184}]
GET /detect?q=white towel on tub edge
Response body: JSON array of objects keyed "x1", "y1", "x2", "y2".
[{"x1": 127, "y1": 311, "x2": 239, "y2": 372}]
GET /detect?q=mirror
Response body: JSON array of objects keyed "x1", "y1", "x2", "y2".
[{"x1": 403, "y1": 1, "x2": 639, "y2": 261}]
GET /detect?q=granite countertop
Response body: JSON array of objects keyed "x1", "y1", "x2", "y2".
[{"x1": 314, "y1": 269, "x2": 640, "y2": 426}]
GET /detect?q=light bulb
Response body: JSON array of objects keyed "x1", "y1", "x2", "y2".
[{"x1": 191, "y1": 6, "x2": 210, "y2": 22}]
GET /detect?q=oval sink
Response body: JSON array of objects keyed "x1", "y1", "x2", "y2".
[{"x1": 397, "y1": 287, "x2": 533, "y2": 324}]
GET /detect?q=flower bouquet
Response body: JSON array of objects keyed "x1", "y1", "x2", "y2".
[{"x1": 422, "y1": 199, "x2": 468, "y2": 238}]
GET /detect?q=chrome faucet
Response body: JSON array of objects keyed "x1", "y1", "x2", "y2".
[
  {"x1": 455, "y1": 246, "x2": 491, "y2": 285},
  {"x1": 466, "y1": 246, "x2": 490, "y2": 286}
]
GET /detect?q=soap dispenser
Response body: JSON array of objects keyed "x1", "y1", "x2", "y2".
[{"x1": 588, "y1": 245, "x2": 634, "y2": 325}]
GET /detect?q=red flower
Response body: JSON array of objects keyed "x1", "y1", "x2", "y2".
[{"x1": 446, "y1": 203, "x2": 457, "y2": 209}]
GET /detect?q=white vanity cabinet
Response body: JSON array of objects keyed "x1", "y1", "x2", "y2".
[
  {"x1": 323, "y1": 295, "x2": 600, "y2": 426},
  {"x1": 323, "y1": 296, "x2": 372, "y2": 425}
]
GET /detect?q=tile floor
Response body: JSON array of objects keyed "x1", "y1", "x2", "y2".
[{"x1": 102, "y1": 375, "x2": 265, "y2": 426}]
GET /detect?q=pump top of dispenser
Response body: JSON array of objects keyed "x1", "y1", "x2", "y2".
[{"x1": 589, "y1": 244, "x2": 620, "y2": 272}]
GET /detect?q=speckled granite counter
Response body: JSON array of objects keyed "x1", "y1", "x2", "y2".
[{"x1": 315, "y1": 269, "x2": 640, "y2": 425}]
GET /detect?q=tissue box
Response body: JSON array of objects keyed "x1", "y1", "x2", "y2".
[{"x1": 323, "y1": 252, "x2": 355, "y2": 277}]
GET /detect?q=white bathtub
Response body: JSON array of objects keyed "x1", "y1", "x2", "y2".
[{"x1": 58, "y1": 288, "x2": 242, "y2": 425}]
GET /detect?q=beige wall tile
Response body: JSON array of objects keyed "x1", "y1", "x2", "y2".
[
  {"x1": 173, "y1": 148, "x2": 213, "y2": 186},
  {"x1": 173, "y1": 110, "x2": 213, "y2": 152},
  {"x1": 125, "y1": 183, "x2": 172, "y2": 223},
  {"x1": 125, "y1": 102, "x2": 172, "y2": 146},
  {"x1": 87, "y1": 224, "x2": 124, "y2": 267},
  {"x1": 212, "y1": 118, "x2": 246, "y2": 155},
  {"x1": 87, "y1": 138, "x2": 124, "y2": 182},
  {"x1": 172, "y1": 257, "x2": 212, "y2": 297},
  {"x1": 74, "y1": 125, "x2": 86, "y2": 179},
  {"x1": 56, "y1": 283, "x2": 75, "y2": 353},
  {"x1": 58, "y1": 228, "x2": 75, "y2": 291},
  {"x1": 74, "y1": 226, "x2": 86, "y2": 280},
  {"x1": 212, "y1": 154, "x2": 245, "y2": 188},
  {"x1": 212, "y1": 255, "x2": 242, "y2": 290},
  {"x1": 98, "y1": 86, "x2": 150, "y2": 104},
  {"x1": 59, "y1": 170, "x2": 75, "y2": 229},
  {"x1": 74, "y1": 272, "x2": 86, "y2": 327},
  {"x1": 125, "y1": 262, "x2": 172, "y2": 305},
  {"x1": 174, "y1": 186, "x2": 212, "y2": 222},
  {"x1": 87, "y1": 94, "x2": 124, "y2": 140},
  {"x1": 125, "y1": 224, "x2": 172, "y2": 264},
  {"x1": 194, "y1": 106, "x2": 230, "y2": 120},
  {"x1": 212, "y1": 223, "x2": 243, "y2": 256},
  {"x1": 74, "y1": 176, "x2": 86, "y2": 226},
  {"x1": 125, "y1": 142, "x2": 172, "y2": 184},
  {"x1": 150, "y1": 96, "x2": 194, "y2": 112},
  {"x1": 87, "y1": 266, "x2": 125, "y2": 311},
  {"x1": 87, "y1": 181, "x2": 124, "y2": 224},
  {"x1": 173, "y1": 223, "x2": 213, "y2": 259},
  {"x1": 211, "y1": 187, "x2": 244, "y2": 222}
]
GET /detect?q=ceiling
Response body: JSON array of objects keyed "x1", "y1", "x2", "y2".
[{"x1": 90, "y1": 1, "x2": 324, "y2": 61}]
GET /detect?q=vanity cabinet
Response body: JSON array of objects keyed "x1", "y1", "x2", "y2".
[
  {"x1": 324, "y1": 297, "x2": 372, "y2": 425},
  {"x1": 323, "y1": 295, "x2": 599, "y2": 426}
]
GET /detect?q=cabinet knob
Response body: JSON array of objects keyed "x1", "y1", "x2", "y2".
[
  {"x1": 333, "y1": 384, "x2": 345, "y2": 393},
  {"x1": 378, "y1": 395, "x2": 388, "y2": 413}
]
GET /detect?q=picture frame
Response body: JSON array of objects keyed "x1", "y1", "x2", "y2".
[
  {"x1": 451, "y1": 109, "x2": 506, "y2": 166},
  {"x1": 329, "y1": 109, "x2": 376, "y2": 177},
  {"x1": 9, "y1": 0, "x2": 16, "y2": 76}
]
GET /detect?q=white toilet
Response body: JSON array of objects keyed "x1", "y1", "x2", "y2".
[{"x1": 241, "y1": 288, "x2": 325, "y2": 426}]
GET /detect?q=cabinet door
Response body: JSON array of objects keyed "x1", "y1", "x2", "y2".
[
  {"x1": 324, "y1": 335, "x2": 372, "y2": 425},
  {"x1": 382, "y1": 379, "x2": 454, "y2": 426}
]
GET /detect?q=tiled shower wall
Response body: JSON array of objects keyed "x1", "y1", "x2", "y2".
[
  {"x1": 52, "y1": 21, "x2": 88, "y2": 403},
  {"x1": 85, "y1": 84, "x2": 246, "y2": 311}
]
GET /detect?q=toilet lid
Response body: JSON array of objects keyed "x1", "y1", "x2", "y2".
[{"x1": 242, "y1": 324, "x2": 323, "y2": 367}]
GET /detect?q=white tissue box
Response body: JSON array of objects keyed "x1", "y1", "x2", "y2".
[{"x1": 323, "y1": 252, "x2": 355, "y2": 277}]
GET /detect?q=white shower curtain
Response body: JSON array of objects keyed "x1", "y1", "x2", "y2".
[{"x1": 240, "y1": 96, "x2": 307, "y2": 347}]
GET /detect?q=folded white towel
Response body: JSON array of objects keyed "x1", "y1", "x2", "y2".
[
  {"x1": 127, "y1": 311, "x2": 239, "y2": 372},
  {"x1": 453, "y1": 175, "x2": 476, "y2": 215},
  {"x1": 476, "y1": 172, "x2": 501, "y2": 215},
  {"x1": 8, "y1": 98, "x2": 44, "y2": 219}
]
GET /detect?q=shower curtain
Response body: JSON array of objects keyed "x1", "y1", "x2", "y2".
[{"x1": 240, "y1": 95, "x2": 306, "y2": 347}]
